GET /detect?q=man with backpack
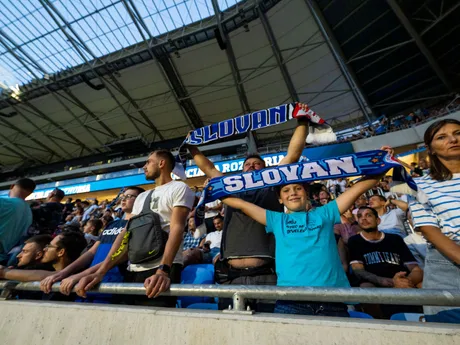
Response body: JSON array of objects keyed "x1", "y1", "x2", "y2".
[{"x1": 74, "y1": 149, "x2": 194, "y2": 307}]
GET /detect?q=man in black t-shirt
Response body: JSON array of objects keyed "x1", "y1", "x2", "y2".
[{"x1": 349, "y1": 206, "x2": 423, "y2": 288}]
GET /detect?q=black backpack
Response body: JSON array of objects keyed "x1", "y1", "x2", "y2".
[{"x1": 126, "y1": 191, "x2": 168, "y2": 264}]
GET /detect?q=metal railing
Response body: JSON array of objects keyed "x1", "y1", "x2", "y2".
[{"x1": 1, "y1": 281, "x2": 460, "y2": 313}]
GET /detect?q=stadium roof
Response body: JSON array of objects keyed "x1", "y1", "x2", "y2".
[{"x1": 0, "y1": 0, "x2": 458, "y2": 169}]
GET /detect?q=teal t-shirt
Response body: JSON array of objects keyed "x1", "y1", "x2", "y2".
[
  {"x1": 265, "y1": 200, "x2": 350, "y2": 288},
  {"x1": 0, "y1": 197, "x2": 32, "y2": 261}
]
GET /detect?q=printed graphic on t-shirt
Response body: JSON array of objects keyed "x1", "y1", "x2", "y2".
[
  {"x1": 151, "y1": 196, "x2": 159, "y2": 211},
  {"x1": 285, "y1": 216, "x2": 322, "y2": 235},
  {"x1": 363, "y1": 251, "x2": 401, "y2": 266}
]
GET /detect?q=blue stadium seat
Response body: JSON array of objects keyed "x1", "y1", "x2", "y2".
[
  {"x1": 186, "y1": 303, "x2": 218, "y2": 310},
  {"x1": 390, "y1": 313, "x2": 424, "y2": 322},
  {"x1": 178, "y1": 264, "x2": 215, "y2": 308},
  {"x1": 348, "y1": 311, "x2": 374, "y2": 319}
]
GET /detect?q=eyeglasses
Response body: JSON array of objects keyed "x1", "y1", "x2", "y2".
[
  {"x1": 45, "y1": 244, "x2": 59, "y2": 250},
  {"x1": 120, "y1": 194, "x2": 137, "y2": 201}
]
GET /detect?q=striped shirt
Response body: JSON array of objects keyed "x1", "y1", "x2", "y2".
[{"x1": 409, "y1": 173, "x2": 460, "y2": 242}]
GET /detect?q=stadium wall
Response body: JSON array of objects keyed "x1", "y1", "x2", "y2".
[{"x1": 0, "y1": 301, "x2": 459, "y2": 345}]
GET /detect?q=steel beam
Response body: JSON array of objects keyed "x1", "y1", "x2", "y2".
[
  {"x1": 348, "y1": 39, "x2": 414, "y2": 63},
  {"x1": 373, "y1": 93, "x2": 452, "y2": 107},
  {"x1": 386, "y1": 0, "x2": 453, "y2": 92},
  {"x1": 9, "y1": 104, "x2": 72, "y2": 157},
  {"x1": 212, "y1": 0, "x2": 251, "y2": 113},
  {"x1": 420, "y1": 1, "x2": 460, "y2": 35},
  {"x1": 40, "y1": 0, "x2": 164, "y2": 141},
  {"x1": 16, "y1": 102, "x2": 91, "y2": 153},
  {"x1": 0, "y1": 132, "x2": 45, "y2": 164},
  {"x1": 122, "y1": 0, "x2": 203, "y2": 129},
  {"x1": 305, "y1": 0, "x2": 373, "y2": 125},
  {"x1": 257, "y1": 2, "x2": 298, "y2": 102},
  {"x1": 0, "y1": 117, "x2": 64, "y2": 159},
  {"x1": 0, "y1": 29, "x2": 105, "y2": 151}
]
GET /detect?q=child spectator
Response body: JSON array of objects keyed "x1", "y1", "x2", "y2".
[{"x1": 220, "y1": 166, "x2": 388, "y2": 317}]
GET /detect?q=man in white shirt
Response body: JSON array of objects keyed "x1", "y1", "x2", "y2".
[
  {"x1": 75, "y1": 149, "x2": 194, "y2": 307},
  {"x1": 368, "y1": 195, "x2": 408, "y2": 238},
  {"x1": 204, "y1": 199, "x2": 222, "y2": 233},
  {"x1": 200, "y1": 215, "x2": 223, "y2": 264}
]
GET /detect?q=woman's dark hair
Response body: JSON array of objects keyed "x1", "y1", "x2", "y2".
[
  {"x1": 424, "y1": 119, "x2": 460, "y2": 181},
  {"x1": 87, "y1": 219, "x2": 103, "y2": 236}
]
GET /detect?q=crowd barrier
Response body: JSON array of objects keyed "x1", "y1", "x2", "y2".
[
  {"x1": 2, "y1": 282, "x2": 460, "y2": 345},
  {"x1": 1, "y1": 281, "x2": 460, "y2": 312}
]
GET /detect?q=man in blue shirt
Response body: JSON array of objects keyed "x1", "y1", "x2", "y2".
[
  {"x1": 221, "y1": 168, "x2": 388, "y2": 317},
  {"x1": 40, "y1": 186, "x2": 145, "y2": 302},
  {"x1": 0, "y1": 178, "x2": 36, "y2": 265}
]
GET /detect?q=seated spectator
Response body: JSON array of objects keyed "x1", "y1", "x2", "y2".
[
  {"x1": 0, "y1": 231, "x2": 87, "y2": 282},
  {"x1": 0, "y1": 178, "x2": 36, "y2": 265},
  {"x1": 368, "y1": 195, "x2": 408, "y2": 238},
  {"x1": 30, "y1": 188, "x2": 65, "y2": 235},
  {"x1": 65, "y1": 206, "x2": 84, "y2": 227},
  {"x1": 200, "y1": 215, "x2": 224, "y2": 264},
  {"x1": 219, "y1": 162, "x2": 388, "y2": 317},
  {"x1": 349, "y1": 207, "x2": 423, "y2": 288},
  {"x1": 81, "y1": 199, "x2": 99, "y2": 225},
  {"x1": 62, "y1": 198, "x2": 74, "y2": 222},
  {"x1": 319, "y1": 190, "x2": 332, "y2": 205},
  {"x1": 83, "y1": 219, "x2": 103, "y2": 248},
  {"x1": 101, "y1": 214, "x2": 114, "y2": 229},
  {"x1": 40, "y1": 186, "x2": 144, "y2": 300},
  {"x1": 418, "y1": 159, "x2": 430, "y2": 176},
  {"x1": 410, "y1": 162, "x2": 424, "y2": 177},
  {"x1": 352, "y1": 194, "x2": 367, "y2": 220},
  {"x1": 15, "y1": 235, "x2": 53, "y2": 270},
  {"x1": 183, "y1": 217, "x2": 206, "y2": 266},
  {"x1": 334, "y1": 208, "x2": 360, "y2": 245},
  {"x1": 184, "y1": 217, "x2": 206, "y2": 251},
  {"x1": 204, "y1": 199, "x2": 222, "y2": 233},
  {"x1": 349, "y1": 206, "x2": 423, "y2": 318}
]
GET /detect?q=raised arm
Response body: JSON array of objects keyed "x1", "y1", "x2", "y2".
[
  {"x1": 221, "y1": 197, "x2": 267, "y2": 226},
  {"x1": 278, "y1": 108, "x2": 309, "y2": 165},
  {"x1": 336, "y1": 175, "x2": 382, "y2": 214},
  {"x1": 387, "y1": 198, "x2": 409, "y2": 212},
  {"x1": 187, "y1": 146, "x2": 223, "y2": 178}
]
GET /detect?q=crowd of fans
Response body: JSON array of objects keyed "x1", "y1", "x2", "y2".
[
  {"x1": 339, "y1": 96, "x2": 460, "y2": 141},
  {"x1": 0, "y1": 114, "x2": 459, "y2": 324}
]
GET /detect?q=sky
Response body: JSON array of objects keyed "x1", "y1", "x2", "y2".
[{"x1": 0, "y1": 0, "x2": 239, "y2": 88}]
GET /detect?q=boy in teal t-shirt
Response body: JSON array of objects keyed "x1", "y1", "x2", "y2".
[{"x1": 221, "y1": 174, "x2": 384, "y2": 317}]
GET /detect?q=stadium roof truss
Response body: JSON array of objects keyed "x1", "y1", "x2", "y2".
[{"x1": 0, "y1": 0, "x2": 458, "y2": 168}]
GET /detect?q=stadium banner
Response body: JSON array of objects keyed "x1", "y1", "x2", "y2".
[
  {"x1": 194, "y1": 150, "x2": 417, "y2": 225},
  {"x1": 0, "y1": 143, "x2": 353, "y2": 199},
  {"x1": 174, "y1": 103, "x2": 336, "y2": 179}
]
